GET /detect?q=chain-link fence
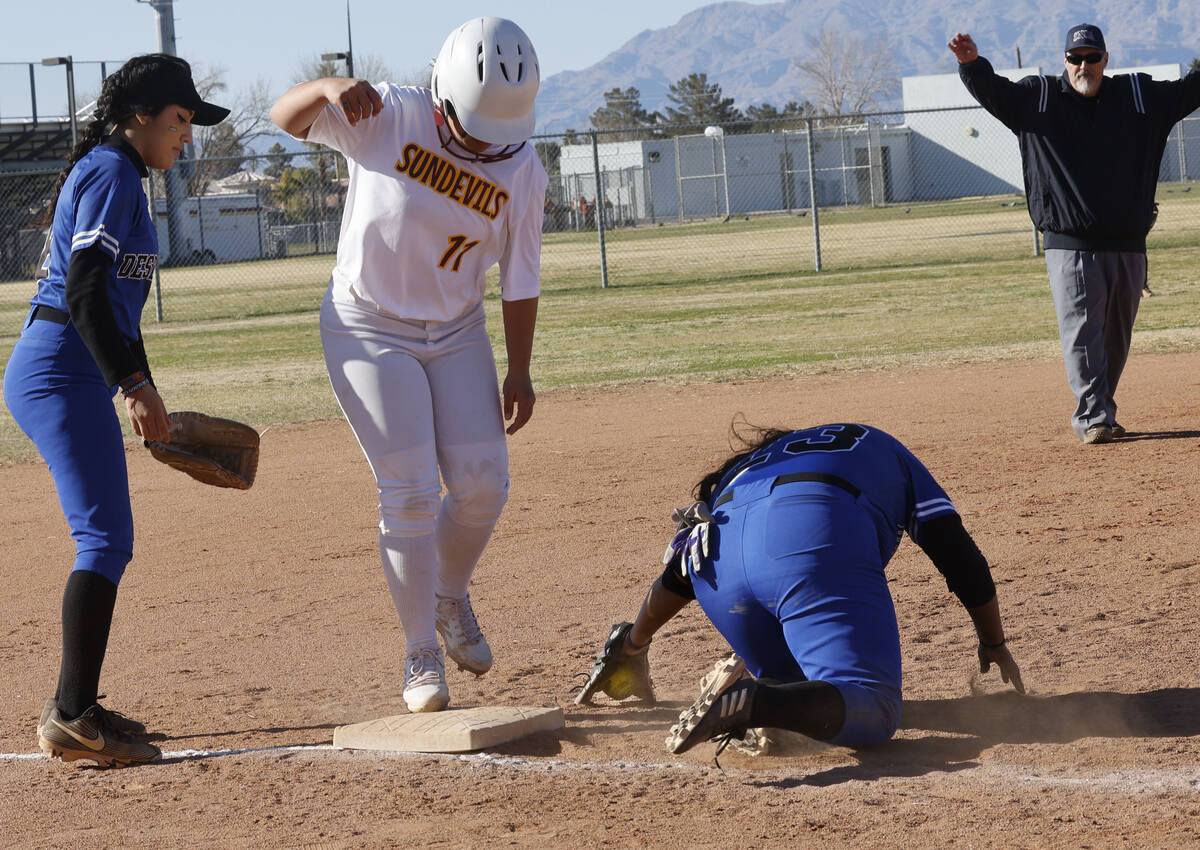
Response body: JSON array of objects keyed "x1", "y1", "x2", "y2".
[{"x1": 3, "y1": 105, "x2": 1200, "y2": 322}]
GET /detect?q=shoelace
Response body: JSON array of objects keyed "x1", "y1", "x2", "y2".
[
  {"x1": 442, "y1": 598, "x2": 483, "y2": 643},
  {"x1": 93, "y1": 694, "x2": 143, "y2": 735},
  {"x1": 406, "y1": 648, "x2": 444, "y2": 684},
  {"x1": 712, "y1": 731, "x2": 736, "y2": 771},
  {"x1": 95, "y1": 699, "x2": 135, "y2": 726}
]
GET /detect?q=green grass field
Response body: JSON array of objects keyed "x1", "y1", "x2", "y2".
[{"x1": 2, "y1": 196, "x2": 1199, "y2": 463}]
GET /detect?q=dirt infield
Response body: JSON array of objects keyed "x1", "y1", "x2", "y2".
[{"x1": 2, "y1": 352, "x2": 1199, "y2": 848}]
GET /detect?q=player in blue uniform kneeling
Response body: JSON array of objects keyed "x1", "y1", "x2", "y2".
[{"x1": 577, "y1": 423, "x2": 1024, "y2": 756}]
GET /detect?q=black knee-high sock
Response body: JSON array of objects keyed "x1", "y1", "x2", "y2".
[
  {"x1": 748, "y1": 680, "x2": 847, "y2": 741},
  {"x1": 56, "y1": 570, "x2": 119, "y2": 721}
]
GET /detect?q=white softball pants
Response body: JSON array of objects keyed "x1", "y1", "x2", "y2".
[{"x1": 320, "y1": 288, "x2": 509, "y2": 653}]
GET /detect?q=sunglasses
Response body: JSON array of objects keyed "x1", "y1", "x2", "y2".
[{"x1": 1065, "y1": 52, "x2": 1105, "y2": 65}]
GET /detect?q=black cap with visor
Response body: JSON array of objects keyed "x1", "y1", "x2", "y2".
[{"x1": 125, "y1": 54, "x2": 229, "y2": 125}]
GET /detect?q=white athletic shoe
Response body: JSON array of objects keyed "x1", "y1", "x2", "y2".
[
  {"x1": 403, "y1": 647, "x2": 450, "y2": 713},
  {"x1": 435, "y1": 595, "x2": 493, "y2": 675}
]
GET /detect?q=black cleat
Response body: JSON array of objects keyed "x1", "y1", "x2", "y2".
[
  {"x1": 666, "y1": 654, "x2": 756, "y2": 755},
  {"x1": 39, "y1": 705, "x2": 161, "y2": 768}
]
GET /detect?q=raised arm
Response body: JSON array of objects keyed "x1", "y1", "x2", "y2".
[
  {"x1": 947, "y1": 32, "x2": 979, "y2": 64},
  {"x1": 948, "y1": 33, "x2": 1037, "y2": 132},
  {"x1": 269, "y1": 78, "x2": 384, "y2": 139},
  {"x1": 1150, "y1": 66, "x2": 1200, "y2": 125}
]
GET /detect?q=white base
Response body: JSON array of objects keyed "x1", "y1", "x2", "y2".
[{"x1": 333, "y1": 705, "x2": 564, "y2": 753}]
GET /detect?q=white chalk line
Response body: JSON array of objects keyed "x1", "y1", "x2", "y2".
[{"x1": 3, "y1": 744, "x2": 1199, "y2": 794}]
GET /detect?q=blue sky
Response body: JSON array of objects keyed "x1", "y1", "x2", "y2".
[{"x1": 2, "y1": 0, "x2": 778, "y2": 124}]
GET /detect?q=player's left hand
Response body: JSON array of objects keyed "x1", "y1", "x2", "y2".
[
  {"x1": 502, "y1": 369, "x2": 535, "y2": 434},
  {"x1": 978, "y1": 642, "x2": 1025, "y2": 694}
]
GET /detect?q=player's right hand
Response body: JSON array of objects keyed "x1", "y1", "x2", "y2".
[
  {"x1": 125, "y1": 385, "x2": 170, "y2": 444},
  {"x1": 324, "y1": 78, "x2": 384, "y2": 125},
  {"x1": 947, "y1": 33, "x2": 979, "y2": 64},
  {"x1": 978, "y1": 642, "x2": 1025, "y2": 694}
]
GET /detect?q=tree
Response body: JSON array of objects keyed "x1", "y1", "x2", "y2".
[
  {"x1": 187, "y1": 64, "x2": 275, "y2": 193},
  {"x1": 293, "y1": 53, "x2": 425, "y2": 87},
  {"x1": 745, "y1": 100, "x2": 817, "y2": 132},
  {"x1": 589, "y1": 87, "x2": 660, "y2": 140},
  {"x1": 661, "y1": 73, "x2": 743, "y2": 132},
  {"x1": 1190, "y1": 57, "x2": 1200, "y2": 74},
  {"x1": 534, "y1": 141, "x2": 561, "y2": 179},
  {"x1": 262, "y1": 142, "x2": 294, "y2": 179},
  {"x1": 197, "y1": 123, "x2": 247, "y2": 181},
  {"x1": 793, "y1": 27, "x2": 898, "y2": 121}
]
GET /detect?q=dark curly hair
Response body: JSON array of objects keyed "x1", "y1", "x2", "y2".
[
  {"x1": 693, "y1": 418, "x2": 792, "y2": 507},
  {"x1": 40, "y1": 54, "x2": 194, "y2": 225}
]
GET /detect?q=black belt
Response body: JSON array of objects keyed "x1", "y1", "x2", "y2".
[
  {"x1": 713, "y1": 471, "x2": 861, "y2": 508},
  {"x1": 32, "y1": 305, "x2": 70, "y2": 324}
]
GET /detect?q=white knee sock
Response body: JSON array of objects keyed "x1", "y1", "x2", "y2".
[
  {"x1": 379, "y1": 532, "x2": 439, "y2": 653},
  {"x1": 434, "y1": 509, "x2": 496, "y2": 599}
]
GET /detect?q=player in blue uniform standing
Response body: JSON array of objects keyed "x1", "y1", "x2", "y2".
[
  {"x1": 3, "y1": 55, "x2": 228, "y2": 768},
  {"x1": 577, "y1": 423, "x2": 1024, "y2": 755}
]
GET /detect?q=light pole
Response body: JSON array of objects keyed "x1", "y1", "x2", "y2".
[
  {"x1": 41, "y1": 56, "x2": 77, "y2": 149},
  {"x1": 322, "y1": 1, "x2": 355, "y2": 77},
  {"x1": 321, "y1": 51, "x2": 353, "y2": 77}
]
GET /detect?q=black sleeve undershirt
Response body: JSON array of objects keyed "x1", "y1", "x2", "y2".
[
  {"x1": 63, "y1": 245, "x2": 147, "y2": 388},
  {"x1": 914, "y1": 514, "x2": 997, "y2": 609},
  {"x1": 659, "y1": 549, "x2": 696, "y2": 600}
]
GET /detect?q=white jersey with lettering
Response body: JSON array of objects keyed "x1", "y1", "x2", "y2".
[{"x1": 305, "y1": 83, "x2": 547, "y2": 322}]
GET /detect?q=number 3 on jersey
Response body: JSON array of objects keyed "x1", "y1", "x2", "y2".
[{"x1": 439, "y1": 234, "x2": 480, "y2": 272}]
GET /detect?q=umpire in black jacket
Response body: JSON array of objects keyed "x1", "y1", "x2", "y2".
[{"x1": 949, "y1": 24, "x2": 1200, "y2": 444}]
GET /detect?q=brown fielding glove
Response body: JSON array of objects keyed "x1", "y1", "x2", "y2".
[
  {"x1": 145, "y1": 411, "x2": 260, "y2": 489},
  {"x1": 573, "y1": 622, "x2": 656, "y2": 705}
]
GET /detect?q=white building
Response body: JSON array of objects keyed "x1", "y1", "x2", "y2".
[
  {"x1": 153, "y1": 193, "x2": 266, "y2": 264},
  {"x1": 556, "y1": 63, "x2": 1196, "y2": 221},
  {"x1": 903, "y1": 63, "x2": 1187, "y2": 198},
  {"x1": 559, "y1": 122, "x2": 913, "y2": 224}
]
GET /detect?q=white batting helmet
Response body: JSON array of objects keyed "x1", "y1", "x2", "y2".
[{"x1": 431, "y1": 17, "x2": 539, "y2": 146}]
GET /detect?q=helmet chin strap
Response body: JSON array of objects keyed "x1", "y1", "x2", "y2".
[{"x1": 434, "y1": 102, "x2": 525, "y2": 164}]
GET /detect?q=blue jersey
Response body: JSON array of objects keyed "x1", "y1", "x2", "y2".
[
  {"x1": 32, "y1": 141, "x2": 157, "y2": 344},
  {"x1": 711, "y1": 424, "x2": 957, "y2": 563}
]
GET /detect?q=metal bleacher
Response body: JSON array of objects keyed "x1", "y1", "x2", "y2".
[{"x1": 1, "y1": 59, "x2": 111, "y2": 173}]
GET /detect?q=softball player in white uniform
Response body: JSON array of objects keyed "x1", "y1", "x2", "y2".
[{"x1": 271, "y1": 17, "x2": 547, "y2": 712}]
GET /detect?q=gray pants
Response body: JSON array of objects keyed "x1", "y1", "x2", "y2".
[{"x1": 1045, "y1": 249, "x2": 1145, "y2": 439}]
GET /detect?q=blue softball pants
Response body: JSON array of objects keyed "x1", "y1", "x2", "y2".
[
  {"x1": 3, "y1": 311, "x2": 133, "y2": 586},
  {"x1": 690, "y1": 480, "x2": 903, "y2": 747}
]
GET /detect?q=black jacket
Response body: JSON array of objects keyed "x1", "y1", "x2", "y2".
[{"x1": 960, "y1": 56, "x2": 1200, "y2": 251}]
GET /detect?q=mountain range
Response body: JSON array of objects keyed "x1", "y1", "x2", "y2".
[{"x1": 534, "y1": 0, "x2": 1200, "y2": 134}]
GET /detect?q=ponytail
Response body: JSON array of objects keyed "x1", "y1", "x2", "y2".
[
  {"x1": 40, "y1": 114, "x2": 111, "y2": 226},
  {"x1": 693, "y1": 421, "x2": 791, "y2": 506},
  {"x1": 38, "y1": 55, "x2": 165, "y2": 226}
]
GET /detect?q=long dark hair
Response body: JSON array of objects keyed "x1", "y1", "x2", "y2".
[
  {"x1": 694, "y1": 418, "x2": 791, "y2": 506},
  {"x1": 40, "y1": 54, "x2": 180, "y2": 226}
]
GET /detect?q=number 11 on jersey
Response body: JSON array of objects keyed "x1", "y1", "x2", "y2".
[{"x1": 439, "y1": 234, "x2": 480, "y2": 272}]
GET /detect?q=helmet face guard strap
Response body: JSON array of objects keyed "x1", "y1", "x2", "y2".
[
  {"x1": 435, "y1": 116, "x2": 526, "y2": 163},
  {"x1": 431, "y1": 17, "x2": 539, "y2": 148},
  {"x1": 435, "y1": 101, "x2": 526, "y2": 163}
]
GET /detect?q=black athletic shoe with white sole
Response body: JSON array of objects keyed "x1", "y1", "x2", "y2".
[
  {"x1": 39, "y1": 705, "x2": 161, "y2": 768},
  {"x1": 666, "y1": 654, "x2": 757, "y2": 755}
]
